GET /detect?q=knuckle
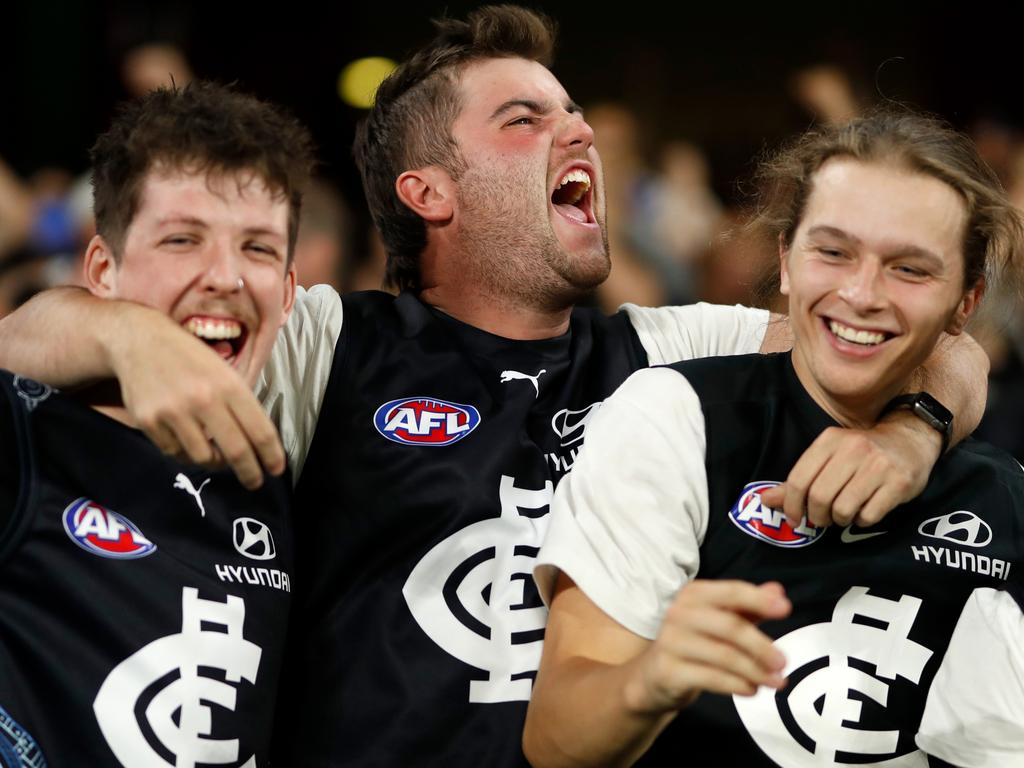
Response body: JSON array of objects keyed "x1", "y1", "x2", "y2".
[
  {"x1": 221, "y1": 444, "x2": 250, "y2": 465},
  {"x1": 807, "y1": 489, "x2": 829, "y2": 510},
  {"x1": 786, "y1": 477, "x2": 808, "y2": 495},
  {"x1": 832, "y1": 506, "x2": 855, "y2": 526},
  {"x1": 858, "y1": 508, "x2": 881, "y2": 526}
]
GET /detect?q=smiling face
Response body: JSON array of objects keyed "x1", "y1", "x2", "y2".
[
  {"x1": 781, "y1": 157, "x2": 981, "y2": 424},
  {"x1": 447, "y1": 57, "x2": 609, "y2": 308},
  {"x1": 85, "y1": 167, "x2": 296, "y2": 388}
]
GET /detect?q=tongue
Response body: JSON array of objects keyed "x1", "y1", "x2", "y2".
[
  {"x1": 554, "y1": 202, "x2": 587, "y2": 223},
  {"x1": 209, "y1": 340, "x2": 234, "y2": 359}
]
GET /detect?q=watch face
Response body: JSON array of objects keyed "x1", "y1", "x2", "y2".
[{"x1": 914, "y1": 392, "x2": 954, "y2": 428}]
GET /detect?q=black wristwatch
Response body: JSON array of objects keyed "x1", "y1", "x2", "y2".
[{"x1": 882, "y1": 392, "x2": 954, "y2": 454}]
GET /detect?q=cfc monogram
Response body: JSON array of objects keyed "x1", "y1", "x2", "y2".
[
  {"x1": 734, "y1": 587, "x2": 932, "y2": 767},
  {"x1": 93, "y1": 588, "x2": 262, "y2": 767},
  {"x1": 403, "y1": 475, "x2": 552, "y2": 703}
]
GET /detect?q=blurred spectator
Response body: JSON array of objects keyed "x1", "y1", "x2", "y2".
[
  {"x1": 586, "y1": 103, "x2": 671, "y2": 311},
  {"x1": 790, "y1": 65, "x2": 860, "y2": 125},
  {"x1": 293, "y1": 179, "x2": 353, "y2": 291},
  {"x1": 0, "y1": 248, "x2": 49, "y2": 319},
  {"x1": 121, "y1": 43, "x2": 193, "y2": 97},
  {"x1": 970, "y1": 141, "x2": 1024, "y2": 462},
  {"x1": 971, "y1": 117, "x2": 1017, "y2": 187},
  {"x1": 0, "y1": 158, "x2": 33, "y2": 259},
  {"x1": 27, "y1": 168, "x2": 78, "y2": 255},
  {"x1": 650, "y1": 141, "x2": 724, "y2": 294},
  {"x1": 699, "y1": 209, "x2": 777, "y2": 311},
  {"x1": 971, "y1": 289, "x2": 1024, "y2": 463}
]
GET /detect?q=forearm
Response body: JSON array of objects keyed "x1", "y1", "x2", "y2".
[
  {"x1": 908, "y1": 331, "x2": 988, "y2": 448},
  {"x1": 0, "y1": 286, "x2": 167, "y2": 386},
  {"x1": 524, "y1": 654, "x2": 674, "y2": 768}
]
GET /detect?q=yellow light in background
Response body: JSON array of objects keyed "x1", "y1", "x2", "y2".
[{"x1": 338, "y1": 57, "x2": 398, "y2": 109}]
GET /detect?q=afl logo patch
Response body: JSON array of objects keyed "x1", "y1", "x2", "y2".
[
  {"x1": 62, "y1": 498, "x2": 156, "y2": 559},
  {"x1": 728, "y1": 481, "x2": 823, "y2": 548},
  {"x1": 373, "y1": 396, "x2": 481, "y2": 446}
]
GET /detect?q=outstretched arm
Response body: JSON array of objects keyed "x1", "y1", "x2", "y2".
[
  {"x1": 0, "y1": 287, "x2": 284, "y2": 488},
  {"x1": 759, "y1": 317, "x2": 988, "y2": 527},
  {"x1": 524, "y1": 576, "x2": 789, "y2": 768}
]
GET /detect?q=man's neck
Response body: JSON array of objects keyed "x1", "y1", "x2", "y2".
[{"x1": 419, "y1": 285, "x2": 573, "y2": 341}]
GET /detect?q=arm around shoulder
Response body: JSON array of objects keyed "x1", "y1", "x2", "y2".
[{"x1": 0, "y1": 286, "x2": 164, "y2": 386}]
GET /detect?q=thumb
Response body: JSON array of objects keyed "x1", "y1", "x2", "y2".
[{"x1": 758, "y1": 484, "x2": 785, "y2": 509}]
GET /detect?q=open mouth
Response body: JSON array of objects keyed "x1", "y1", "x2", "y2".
[
  {"x1": 824, "y1": 318, "x2": 894, "y2": 347},
  {"x1": 183, "y1": 316, "x2": 248, "y2": 363},
  {"x1": 551, "y1": 168, "x2": 594, "y2": 225}
]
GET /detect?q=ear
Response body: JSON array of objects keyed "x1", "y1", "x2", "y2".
[
  {"x1": 278, "y1": 263, "x2": 297, "y2": 327},
  {"x1": 83, "y1": 235, "x2": 119, "y2": 298},
  {"x1": 946, "y1": 278, "x2": 985, "y2": 335},
  {"x1": 778, "y1": 234, "x2": 791, "y2": 296},
  {"x1": 395, "y1": 167, "x2": 455, "y2": 223}
]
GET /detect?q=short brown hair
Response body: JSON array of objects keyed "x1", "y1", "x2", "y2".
[
  {"x1": 752, "y1": 108, "x2": 1024, "y2": 298},
  {"x1": 353, "y1": 5, "x2": 557, "y2": 292},
  {"x1": 91, "y1": 81, "x2": 316, "y2": 262}
]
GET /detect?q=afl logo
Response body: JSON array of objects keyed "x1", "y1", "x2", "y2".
[
  {"x1": 373, "y1": 396, "x2": 481, "y2": 446},
  {"x1": 728, "y1": 481, "x2": 823, "y2": 548},
  {"x1": 62, "y1": 498, "x2": 156, "y2": 559}
]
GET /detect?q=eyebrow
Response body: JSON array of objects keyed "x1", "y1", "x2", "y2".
[
  {"x1": 156, "y1": 215, "x2": 208, "y2": 228},
  {"x1": 155, "y1": 216, "x2": 286, "y2": 241},
  {"x1": 805, "y1": 225, "x2": 945, "y2": 265},
  {"x1": 242, "y1": 226, "x2": 287, "y2": 241},
  {"x1": 489, "y1": 98, "x2": 583, "y2": 121}
]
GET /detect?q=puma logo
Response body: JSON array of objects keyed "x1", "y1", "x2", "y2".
[
  {"x1": 174, "y1": 473, "x2": 211, "y2": 517},
  {"x1": 499, "y1": 368, "x2": 547, "y2": 397}
]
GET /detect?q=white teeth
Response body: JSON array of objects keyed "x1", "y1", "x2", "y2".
[
  {"x1": 829, "y1": 320, "x2": 885, "y2": 346},
  {"x1": 184, "y1": 317, "x2": 242, "y2": 341},
  {"x1": 558, "y1": 169, "x2": 591, "y2": 189},
  {"x1": 555, "y1": 169, "x2": 591, "y2": 206}
]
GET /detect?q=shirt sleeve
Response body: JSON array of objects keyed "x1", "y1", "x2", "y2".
[
  {"x1": 534, "y1": 367, "x2": 709, "y2": 640},
  {"x1": 916, "y1": 587, "x2": 1024, "y2": 767},
  {"x1": 622, "y1": 302, "x2": 769, "y2": 365},
  {"x1": 255, "y1": 284, "x2": 343, "y2": 482}
]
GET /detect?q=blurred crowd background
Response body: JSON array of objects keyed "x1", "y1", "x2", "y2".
[{"x1": 2, "y1": 1, "x2": 1022, "y2": 460}]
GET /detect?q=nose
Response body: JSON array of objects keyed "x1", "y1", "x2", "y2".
[
  {"x1": 200, "y1": 241, "x2": 244, "y2": 294},
  {"x1": 556, "y1": 110, "x2": 595, "y2": 149},
  {"x1": 838, "y1": 257, "x2": 885, "y2": 312}
]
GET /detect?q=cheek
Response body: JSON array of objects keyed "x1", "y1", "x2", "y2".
[{"x1": 113, "y1": 271, "x2": 178, "y2": 310}]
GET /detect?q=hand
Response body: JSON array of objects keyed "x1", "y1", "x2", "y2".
[
  {"x1": 108, "y1": 305, "x2": 285, "y2": 489},
  {"x1": 759, "y1": 418, "x2": 941, "y2": 529},
  {"x1": 626, "y1": 580, "x2": 790, "y2": 715}
]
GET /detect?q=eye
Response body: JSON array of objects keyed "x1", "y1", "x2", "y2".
[
  {"x1": 245, "y1": 241, "x2": 281, "y2": 260},
  {"x1": 817, "y1": 247, "x2": 846, "y2": 259},
  {"x1": 893, "y1": 263, "x2": 928, "y2": 279},
  {"x1": 505, "y1": 115, "x2": 537, "y2": 127},
  {"x1": 162, "y1": 234, "x2": 198, "y2": 247}
]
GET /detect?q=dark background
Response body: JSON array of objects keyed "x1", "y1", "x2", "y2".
[{"x1": 4, "y1": 1, "x2": 1020, "y2": 210}]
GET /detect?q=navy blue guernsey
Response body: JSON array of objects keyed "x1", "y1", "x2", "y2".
[
  {"x1": 640, "y1": 353, "x2": 1024, "y2": 767},
  {"x1": 278, "y1": 291, "x2": 648, "y2": 767},
  {"x1": 0, "y1": 370, "x2": 292, "y2": 767}
]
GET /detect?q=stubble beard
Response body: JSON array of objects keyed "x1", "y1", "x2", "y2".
[{"x1": 454, "y1": 166, "x2": 611, "y2": 314}]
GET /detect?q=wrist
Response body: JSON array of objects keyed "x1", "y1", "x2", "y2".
[
  {"x1": 622, "y1": 653, "x2": 696, "y2": 718},
  {"x1": 103, "y1": 301, "x2": 172, "y2": 378},
  {"x1": 878, "y1": 409, "x2": 942, "y2": 463},
  {"x1": 881, "y1": 392, "x2": 952, "y2": 455}
]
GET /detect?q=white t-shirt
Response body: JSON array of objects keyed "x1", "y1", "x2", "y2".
[
  {"x1": 534, "y1": 367, "x2": 708, "y2": 639},
  {"x1": 256, "y1": 286, "x2": 768, "y2": 482},
  {"x1": 915, "y1": 587, "x2": 1024, "y2": 767}
]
